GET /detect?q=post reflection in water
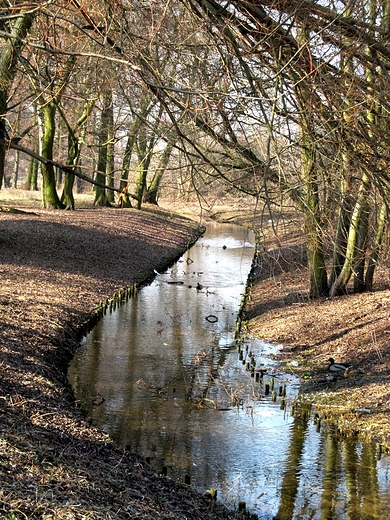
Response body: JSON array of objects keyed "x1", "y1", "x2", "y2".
[{"x1": 68, "y1": 222, "x2": 390, "y2": 519}]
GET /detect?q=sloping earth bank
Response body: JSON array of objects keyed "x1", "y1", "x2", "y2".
[{"x1": 0, "y1": 204, "x2": 246, "y2": 519}]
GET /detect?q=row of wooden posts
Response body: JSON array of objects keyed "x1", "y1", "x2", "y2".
[
  {"x1": 80, "y1": 283, "x2": 139, "y2": 336},
  {"x1": 234, "y1": 247, "x2": 291, "y2": 410},
  {"x1": 237, "y1": 342, "x2": 287, "y2": 408},
  {"x1": 234, "y1": 245, "x2": 260, "y2": 338}
]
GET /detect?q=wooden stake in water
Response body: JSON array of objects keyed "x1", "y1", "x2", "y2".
[{"x1": 238, "y1": 501, "x2": 246, "y2": 511}]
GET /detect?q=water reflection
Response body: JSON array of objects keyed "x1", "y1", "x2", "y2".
[
  {"x1": 69, "y1": 222, "x2": 390, "y2": 519},
  {"x1": 274, "y1": 409, "x2": 388, "y2": 520}
]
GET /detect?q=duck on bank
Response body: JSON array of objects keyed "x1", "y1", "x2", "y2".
[{"x1": 328, "y1": 357, "x2": 352, "y2": 373}]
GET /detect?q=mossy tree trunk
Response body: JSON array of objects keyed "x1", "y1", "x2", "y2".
[
  {"x1": 328, "y1": 152, "x2": 354, "y2": 290},
  {"x1": 61, "y1": 97, "x2": 96, "y2": 209},
  {"x1": 329, "y1": 173, "x2": 371, "y2": 297},
  {"x1": 24, "y1": 128, "x2": 39, "y2": 191},
  {"x1": 133, "y1": 104, "x2": 162, "y2": 209},
  {"x1": 33, "y1": 53, "x2": 76, "y2": 208},
  {"x1": 294, "y1": 23, "x2": 328, "y2": 298},
  {"x1": 119, "y1": 89, "x2": 154, "y2": 192},
  {"x1": 301, "y1": 134, "x2": 328, "y2": 298},
  {"x1": 24, "y1": 154, "x2": 39, "y2": 191},
  {"x1": 0, "y1": 8, "x2": 35, "y2": 187},
  {"x1": 61, "y1": 132, "x2": 77, "y2": 210},
  {"x1": 11, "y1": 148, "x2": 20, "y2": 188},
  {"x1": 353, "y1": 199, "x2": 370, "y2": 293},
  {"x1": 365, "y1": 201, "x2": 387, "y2": 291},
  {"x1": 134, "y1": 129, "x2": 150, "y2": 210},
  {"x1": 106, "y1": 102, "x2": 115, "y2": 205},
  {"x1": 39, "y1": 103, "x2": 64, "y2": 209},
  {"x1": 119, "y1": 133, "x2": 135, "y2": 192},
  {"x1": 62, "y1": 169, "x2": 75, "y2": 209}
]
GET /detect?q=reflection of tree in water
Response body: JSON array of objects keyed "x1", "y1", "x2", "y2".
[
  {"x1": 321, "y1": 434, "x2": 339, "y2": 519},
  {"x1": 344, "y1": 439, "x2": 380, "y2": 519},
  {"x1": 276, "y1": 405, "x2": 310, "y2": 520},
  {"x1": 320, "y1": 432, "x2": 381, "y2": 519},
  {"x1": 276, "y1": 405, "x2": 382, "y2": 520}
]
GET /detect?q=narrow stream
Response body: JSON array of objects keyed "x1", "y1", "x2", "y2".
[{"x1": 69, "y1": 221, "x2": 390, "y2": 519}]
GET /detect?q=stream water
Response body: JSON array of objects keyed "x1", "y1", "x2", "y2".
[{"x1": 68, "y1": 221, "x2": 390, "y2": 519}]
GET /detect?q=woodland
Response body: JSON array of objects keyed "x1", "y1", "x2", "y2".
[
  {"x1": 2, "y1": 2, "x2": 390, "y2": 517},
  {"x1": 1, "y1": 0, "x2": 390, "y2": 299}
]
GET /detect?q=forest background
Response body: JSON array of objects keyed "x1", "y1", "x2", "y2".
[
  {"x1": 1, "y1": 0, "x2": 390, "y2": 452},
  {"x1": 2, "y1": 2, "x2": 390, "y2": 517},
  {"x1": 2, "y1": 0, "x2": 390, "y2": 299}
]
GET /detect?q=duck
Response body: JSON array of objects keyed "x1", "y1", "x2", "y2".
[
  {"x1": 328, "y1": 357, "x2": 352, "y2": 373},
  {"x1": 343, "y1": 366, "x2": 364, "y2": 378}
]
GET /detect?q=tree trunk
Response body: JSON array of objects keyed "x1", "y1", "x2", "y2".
[
  {"x1": 24, "y1": 147, "x2": 39, "y2": 191},
  {"x1": 62, "y1": 170, "x2": 75, "y2": 210},
  {"x1": 119, "y1": 94, "x2": 154, "y2": 191},
  {"x1": 11, "y1": 149, "x2": 20, "y2": 188},
  {"x1": 94, "y1": 89, "x2": 113, "y2": 207},
  {"x1": 60, "y1": 96, "x2": 96, "y2": 209},
  {"x1": 134, "y1": 160, "x2": 147, "y2": 210},
  {"x1": 353, "y1": 201, "x2": 369, "y2": 293},
  {"x1": 299, "y1": 112, "x2": 328, "y2": 298},
  {"x1": 365, "y1": 201, "x2": 387, "y2": 291},
  {"x1": 0, "y1": 8, "x2": 35, "y2": 187},
  {"x1": 39, "y1": 103, "x2": 64, "y2": 209},
  {"x1": 305, "y1": 209, "x2": 328, "y2": 299},
  {"x1": 329, "y1": 173, "x2": 370, "y2": 297},
  {"x1": 328, "y1": 151, "x2": 354, "y2": 288},
  {"x1": 134, "y1": 129, "x2": 152, "y2": 209},
  {"x1": 106, "y1": 104, "x2": 115, "y2": 204},
  {"x1": 119, "y1": 133, "x2": 135, "y2": 191},
  {"x1": 61, "y1": 130, "x2": 78, "y2": 210},
  {"x1": 292, "y1": 23, "x2": 328, "y2": 298},
  {"x1": 145, "y1": 141, "x2": 173, "y2": 205}
]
